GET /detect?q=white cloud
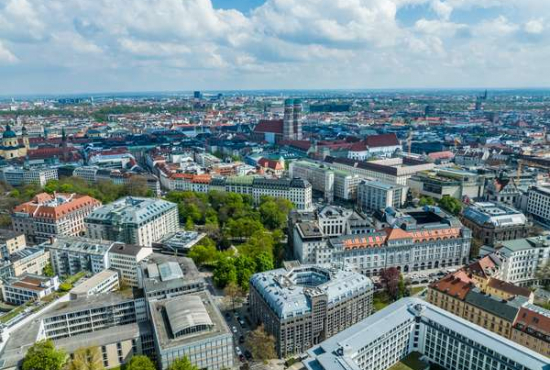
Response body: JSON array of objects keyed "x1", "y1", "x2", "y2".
[
  {"x1": 0, "y1": 41, "x2": 17, "y2": 64},
  {"x1": 524, "y1": 19, "x2": 544, "y2": 34},
  {"x1": 0, "y1": 0, "x2": 549, "y2": 93}
]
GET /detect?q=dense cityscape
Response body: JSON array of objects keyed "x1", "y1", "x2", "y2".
[{"x1": 0, "y1": 89, "x2": 546, "y2": 370}]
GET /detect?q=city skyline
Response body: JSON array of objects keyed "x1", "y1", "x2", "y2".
[{"x1": 0, "y1": 0, "x2": 550, "y2": 94}]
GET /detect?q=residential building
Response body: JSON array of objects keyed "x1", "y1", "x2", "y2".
[
  {"x1": 108, "y1": 243, "x2": 153, "y2": 287},
  {"x1": 484, "y1": 174, "x2": 520, "y2": 207},
  {"x1": 526, "y1": 184, "x2": 550, "y2": 226},
  {"x1": 299, "y1": 207, "x2": 471, "y2": 276},
  {"x1": 302, "y1": 298, "x2": 549, "y2": 370},
  {"x1": 9, "y1": 247, "x2": 50, "y2": 276},
  {"x1": 1, "y1": 274, "x2": 59, "y2": 305},
  {"x1": 496, "y1": 236, "x2": 550, "y2": 285},
  {"x1": 325, "y1": 156, "x2": 434, "y2": 186},
  {"x1": 249, "y1": 264, "x2": 373, "y2": 357},
  {"x1": 149, "y1": 292, "x2": 234, "y2": 370},
  {"x1": 461, "y1": 202, "x2": 529, "y2": 246},
  {"x1": 511, "y1": 305, "x2": 550, "y2": 357},
  {"x1": 0, "y1": 230, "x2": 26, "y2": 259},
  {"x1": 46, "y1": 236, "x2": 114, "y2": 276},
  {"x1": 73, "y1": 165, "x2": 99, "y2": 182},
  {"x1": 12, "y1": 192, "x2": 101, "y2": 243},
  {"x1": 357, "y1": 179, "x2": 407, "y2": 212},
  {"x1": 138, "y1": 253, "x2": 206, "y2": 300},
  {"x1": 85, "y1": 197, "x2": 179, "y2": 247},
  {"x1": 69, "y1": 269, "x2": 120, "y2": 300}
]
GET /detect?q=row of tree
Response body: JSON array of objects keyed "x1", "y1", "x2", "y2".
[
  {"x1": 418, "y1": 195, "x2": 463, "y2": 216},
  {"x1": 22, "y1": 340, "x2": 200, "y2": 370}
]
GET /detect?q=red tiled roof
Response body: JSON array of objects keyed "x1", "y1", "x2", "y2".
[
  {"x1": 258, "y1": 158, "x2": 284, "y2": 170},
  {"x1": 253, "y1": 119, "x2": 284, "y2": 134},
  {"x1": 430, "y1": 275, "x2": 473, "y2": 300},
  {"x1": 514, "y1": 307, "x2": 550, "y2": 335},
  {"x1": 365, "y1": 133, "x2": 399, "y2": 148},
  {"x1": 428, "y1": 151, "x2": 455, "y2": 160},
  {"x1": 13, "y1": 193, "x2": 101, "y2": 220}
]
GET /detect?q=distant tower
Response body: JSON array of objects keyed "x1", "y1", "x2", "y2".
[
  {"x1": 283, "y1": 99, "x2": 294, "y2": 140},
  {"x1": 61, "y1": 127, "x2": 68, "y2": 162},
  {"x1": 293, "y1": 99, "x2": 303, "y2": 140},
  {"x1": 22, "y1": 126, "x2": 29, "y2": 149}
]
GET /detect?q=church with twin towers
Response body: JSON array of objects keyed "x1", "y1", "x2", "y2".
[{"x1": 283, "y1": 98, "x2": 303, "y2": 140}]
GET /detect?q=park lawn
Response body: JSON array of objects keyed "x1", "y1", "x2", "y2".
[
  {"x1": 388, "y1": 352, "x2": 429, "y2": 370},
  {"x1": 373, "y1": 291, "x2": 392, "y2": 312},
  {"x1": 410, "y1": 286, "x2": 425, "y2": 296}
]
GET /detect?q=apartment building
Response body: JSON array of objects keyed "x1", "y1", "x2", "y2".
[
  {"x1": 0, "y1": 230, "x2": 26, "y2": 259},
  {"x1": 1, "y1": 274, "x2": 59, "y2": 305},
  {"x1": 302, "y1": 298, "x2": 549, "y2": 370},
  {"x1": 12, "y1": 192, "x2": 101, "y2": 243},
  {"x1": 9, "y1": 247, "x2": 50, "y2": 276},
  {"x1": 47, "y1": 236, "x2": 113, "y2": 276},
  {"x1": 249, "y1": 264, "x2": 373, "y2": 357},
  {"x1": 461, "y1": 202, "x2": 529, "y2": 246},
  {"x1": 511, "y1": 305, "x2": 550, "y2": 357},
  {"x1": 357, "y1": 179, "x2": 407, "y2": 212},
  {"x1": 85, "y1": 197, "x2": 179, "y2": 246},
  {"x1": 496, "y1": 236, "x2": 550, "y2": 285},
  {"x1": 108, "y1": 243, "x2": 153, "y2": 287}
]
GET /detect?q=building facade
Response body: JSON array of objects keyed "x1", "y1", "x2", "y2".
[
  {"x1": 526, "y1": 185, "x2": 550, "y2": 226},
  {"x1": 496, "y1": 236, "x2": 550, "y2": 285},
  {"x1": 461, "y1": 202, "x2": 529, "y2": 246},
  {"x1": 12, "y1": 192, "x2": 101, "y2": 243},
  {"x1": 85, "y1": 197, "x2": 179, "y2": 247},
  {"x1": 108, "y1": 244, "x2": 153, "y2": 287},
  {"x1": 46, "y1": 236, "x2": 114, "y2": 276},
  {"x1": 249, "y1": 264, "x2": 373, "y2": 357},
  {"x1": 357, "y1": 179, "x2": 407, "y2": 212},
  {"x1": 302, "y1": 298, "x2": 549, "y2": 370},
  {"x1": 1, "y1": 274, "x2": 59, "y2": 305}
]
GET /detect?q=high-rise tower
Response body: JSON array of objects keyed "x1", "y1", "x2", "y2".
[
  {"x1": 283, "y1": 98, "x2": 294, "y2": 140},
  {"x1": 293, "y1": 99, "x2": 302, "y2": 140}
]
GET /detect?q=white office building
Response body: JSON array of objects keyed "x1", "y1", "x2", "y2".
[
  {"x1": 526, "y1": 184, "x2": 550, "y2": 226},
  {"x1": 108, "y1": 243, "x2": 153, "y2": 287},
  {"x1": 357, "y1": 179, "x2": 407, "y2": 212},
  {"x1": 303, "y1": 298, "x2": 549, "y2": 370}
]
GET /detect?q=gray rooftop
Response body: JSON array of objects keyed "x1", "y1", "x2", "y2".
[
  {"x1": 85, "y1": 196, "x2": 177, "y2": 225},
  {"x1": 149, "y1": 291, "x2": 230, "y2": 349},
  {"x1": 250, "y1": 265, "x2": 373, "y2": 319},
  {"x1": 303, "y1": 298, "x2": 549, "y2": 370},
  {"x1": 45, "y1": 236, "x2": 115, "y2": 256},
  {"x1": 464, "y1": 288, "x2": 524, "y2": 322},
  {"x1": 463, "y1": 202, "x2": 527, "y2": 227}
]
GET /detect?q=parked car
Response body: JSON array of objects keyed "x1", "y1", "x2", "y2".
[
  {"x1": 244, "y1": 350, "x2": 252, "y2": 360},
  {"x1": 232, "y1": 326, "x2": 238, "y2": 334}
]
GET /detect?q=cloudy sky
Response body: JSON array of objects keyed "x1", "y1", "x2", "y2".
[{"x1": 0, "y1": 0, "x2": 549, "y2": 94}]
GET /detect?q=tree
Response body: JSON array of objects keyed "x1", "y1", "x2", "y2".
[
  {"x1": 259, "y1": 198, "x2": 293, "y2": 230},
  {"x1": 43, "y1": 262, "x2": 55, "y2": 277},
  {"x1": 470, "y1": 237, "x2": 484, "y2": 259},
  {"x1": 185, "y1": 218, "x2": 195, "y2": 231},
  {"x1": 224, "y1": 281, "x2": 244, "y2": 310},
  {"x1": 167, "y1": 356, "x2": 199, "y2": 370},
  {"x1": 438, "y1": 195, "x2": 462, "y2": 215},
  {"x1": 418, "y1": 196, "x2": 436, "y2": 206},
  {"x1": 245, "y1": 325, "x2": 277, "y2": 362},
  {"x1": 536, "y1": 262, "x2": 550, "y2": 288},
  {"x1": 226, "y1": 217, "x2": 264, "y2": 240},
  {"x1": 188, "y1": 238, "x2": 219, "y2": 266},
  {"x1": 22, "y1": 340, "x2": 66, "y2": 370},
  {"x1": 213, "y1": 256, "x2": 237, "y2": 288},
  {"x1": 65, "y1": 347, "x2": 103, "y2": 370},
  {"x1": 234, "y1": 255, "x2": 256, "y2": 290},
  {"x1": 379, "y1": 267, "x2": 401, "y2": 300},
  {"x1": 59, "y1": 282, "x2": 73, "y2": 292},
  {"x1": 254, "y1": 251, "x2": 274, "y2": 273},
  {"x1": 124, "y1": 355, "x2": 156, "y2": 370}
]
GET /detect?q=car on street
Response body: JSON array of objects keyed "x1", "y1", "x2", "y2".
[
  {"x1": 232, "y1": 326, "x2": 238, "y2": 334},
  {"x1": 244, "y1": 350, "x2": 252, "y2": 360},
  {"x1": 239, "y1": 335, "x2": 245, "y2": 344}
]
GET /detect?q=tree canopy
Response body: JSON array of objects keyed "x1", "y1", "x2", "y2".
[
  {"x1": 167, "y1": 356, "x2": 199, "y2": 370},
  {"x1": 124, "y1": 355, "x2": 156, "y2": 370},
  {"x1": 22, "y1": 340, "x2": 66, "y2": 370},
  {"x1": 65, "y1": 347, "x2": 103, "y2": 370}
]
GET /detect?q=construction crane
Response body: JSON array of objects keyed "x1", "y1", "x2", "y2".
[{"x1": 407, "y1": 128, "x2": 413, "y2": 156}]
